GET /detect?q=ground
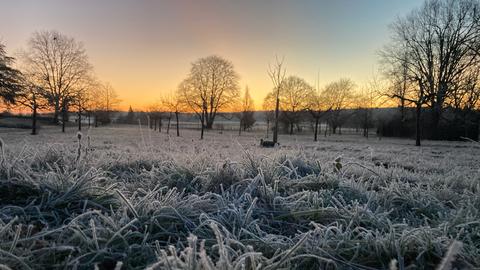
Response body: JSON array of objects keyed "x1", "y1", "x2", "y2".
[{"x1": 0, "y1": 125, "x2": 479, "y2": 269}]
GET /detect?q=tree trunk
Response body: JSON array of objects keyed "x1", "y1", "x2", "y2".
[
  {"x1": 400, "y1": 99, "x2": 405, "y2": 122},
  {"x1": 159, "y1": 118, "x2": 162, "y2": 132},
  {"x1": 415, "y1": 103, "x2": 422, "y2": 146},
  {"x1": 31, "y1": 104, "x2": 37, "y2": 135},
  {"x1": 431, "y1": 107, "x2": 441, "y2": 140},
  {"x1": 53, "y1": 101, "x2": 60, "y2": 124},
  {"x1": 175, "y1": 111, "x2": 180, "y2": 137},
  {"x1": 53, "y1": 110, "x2": 58, "y2": 124},
  {"x1": 206, "y1": 120, "x2": 213, "y2": 129},
  {"x1": 200, "y1": 118, "x2": 204, "y2": 140},
  {"x1": 154, "y1": 118, "x2": 157, "y2": 131},
  {"x1": 167, "y1": 115, "x2": 171, "y2": 134},
  {"x1": 266, "y1": 119, "x2": 270, "y2": 138},
  {"x1": 238, "y1": 119, "x2": 242, "y2": 135},
  {"x1": 88, "y1": 112, "x2": 91, "y2": 127},
  {"x1": 78, "y1": 107, "x2": 82, "y2": 131},
  {"x1": 61, "y1": 106, "x2": 67, "y2": 133},
  {"x1": 273, "y1": 97, "x2": 280, "y2": 144}
]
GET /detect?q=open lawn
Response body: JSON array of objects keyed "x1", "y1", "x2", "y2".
[{"x1": 0, "y1": 125, "x2": 479, "y2": 269}]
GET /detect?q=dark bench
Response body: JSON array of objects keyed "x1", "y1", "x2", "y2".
[{"x1": 260, "y1": 139, "x2": 278, "y2": 148}]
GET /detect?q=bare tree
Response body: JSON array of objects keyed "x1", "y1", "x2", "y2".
[
  {"x1": 386, "y1": 64, "x2": 429, "y2": 145},
  {"x1": 103, "y1": 83, "x2": 120, "y2": 120},
  {"x1": 177, "y1": 55, "x2": 240, "y2": 139},
  {"x1": 354, "y1": 82, "x2": 379, "y2": 138},
  {"x1": 71, "y1": 77, "x2": 97, "y2": 131},
  {"x1": 22, "y1": 30, "x2": 92, "y2": 128},
  {"x1": 262, "y1": 92, "x2": 276, "y2": 138},
  {"x1": 307, "y1": 91, "x2": 331, "y2": 141},
  {"x1": 267, "y1": 56, "x2": 286, "y2": 143},
  {"x1": 321, "y1": 78, "x2": 355, "y2": 134},
  {"x1": 88, "y1": 86, "x2": 103, "y2": 127},
  {"x1": 382, "y1": 0, "x2": 480, "y2": 140},
  {"x1": 235, "y1": 86, "x2": 255, "y2": 135},
  {"x1": 16, "y1": 81, "x2": 48, "y2": 135},
  {"x1": 146, "y1": 102, "x2": 164, "y2": 132},
  {"x1": 93, "y1": 82, "x2": 121, "y2": 126},
  {"x1": 82, "y1": 80, "x2": 101, "y2": 127},
  {"x1": 264, "y1": 76, "x2": 316, "y2": 135},
  {"x1": 447, "y1": 67, "x2": 480, "y2": 137},
  {"x1": 162, "y1": 92, "x2": 183, "y2": 136}
]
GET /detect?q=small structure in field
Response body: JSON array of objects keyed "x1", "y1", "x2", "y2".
[{"x1": 260, "y1": 138, "x2": 277, "y2": 148}]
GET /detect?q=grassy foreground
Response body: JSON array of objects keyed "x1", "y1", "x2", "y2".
[{"x1": 0, "y1": 127, "x2": 479, "y2": 269}]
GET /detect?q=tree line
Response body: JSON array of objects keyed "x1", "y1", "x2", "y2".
[
  {"x1": 1, "y1": 0, "x2": 479, "y2": 146},
  {"x1": 131, "y1": 54, "x2": 380, "y2": 143},
  {"x1": 381, "y1": 0, "x2": 480, "y2": 145},
  {"x1": 161, "y1": 0, "x2": 480, "y2": 146}
]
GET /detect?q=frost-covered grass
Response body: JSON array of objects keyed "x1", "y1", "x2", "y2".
[{"x1": 0, "y1": 126, "x2": 479, "y2": 269}]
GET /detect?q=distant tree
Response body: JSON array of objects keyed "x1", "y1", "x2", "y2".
[
  {"x1": 381, "y1": 48, "x2": 430, "y2": 145},
  {"x1": 94, "y1": 83, "x2": 121, "y2": 126},
  {"x1": 354, "y1": 82, "x2": 379, "y2": 138},
  {"x1": 177, "y1": 55, "x2": 240, "y2": 139},
  {"x1": 262, "y1": 93, "x2": 276, "y2": 138},
  {"x1": 0, "y1": 43, "x2": 22, "y2": 107},
  {"x1": 146, "y1": 102, "x2": 164, "y2": 132},
  {"x1": 126, "y1": 106, "x2": 136, "y2": 124},
  {"x1": 87, "y1": 86, "x2": 102, "y2": 127},
  {"x1": 72, "y1": 77, "x2": 97, "y2": 131},
  {"x1": 236, "y1": 86, "x2": 255, "y2": 135},
  {"x1": 321, "y1": 78, "x2": 355, "y2": 134},
  {"x1": 279, "y1": 76, "x2": 316, "y2": 134},
  {"x1": 60, "y1": 96, "x2": 71, "y2": 132},
  {"x1": 162, "y1": 92, "x2": 183, "y2": 136},
  {"x1": 16, "y1": 81, "x2": 48, "y2": 135},
  {"x1": 267, "y1": 56, "x2": 286, "y2": 143},
  {"x1": 447, "y1": 69, "x2": 480, "y2": 137},
  {"x1": 22, "y1": 30, "x2": 92, "y2": 127},
  {"x1": 103, "y1": 83, "x2": 120, "y2": 122},
  {"x1": 307, "y1": 92, "x2": 331, "y2": 142}
]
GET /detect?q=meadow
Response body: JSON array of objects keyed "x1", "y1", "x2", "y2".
[{"x1": 0, "y1": 126, "x2": 479, "y2": 269}]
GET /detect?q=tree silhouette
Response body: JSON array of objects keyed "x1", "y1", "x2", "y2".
[
  {"x1": 22, "y1": 31, "x2": 92, "y2": 127},
  {"x1": 0, "y1": 43, "x2": 22, "y2": 107},
  {"x1": 177, "y1": 55, "x2": 240, "y2": 139}
]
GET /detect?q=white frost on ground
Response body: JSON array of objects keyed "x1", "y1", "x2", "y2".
[{"x1": 0, "y1": 125, "x2": 479, "y2": 269}]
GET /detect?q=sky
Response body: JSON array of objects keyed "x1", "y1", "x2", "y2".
[{"x1": 1, "y1": 0, "x2": 422, "y2": 110}]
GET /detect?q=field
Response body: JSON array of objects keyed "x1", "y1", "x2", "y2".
[{"x1": 0, "y1": 125, "x2": 479, "y2": 269}]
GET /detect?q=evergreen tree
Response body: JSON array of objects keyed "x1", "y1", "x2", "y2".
[
  {"x1": 0, "y1": 43, "x2": 22, "y2": 106},
  {"x1": 126, "y1": 105, "x2": 135, "y2": 124}
]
